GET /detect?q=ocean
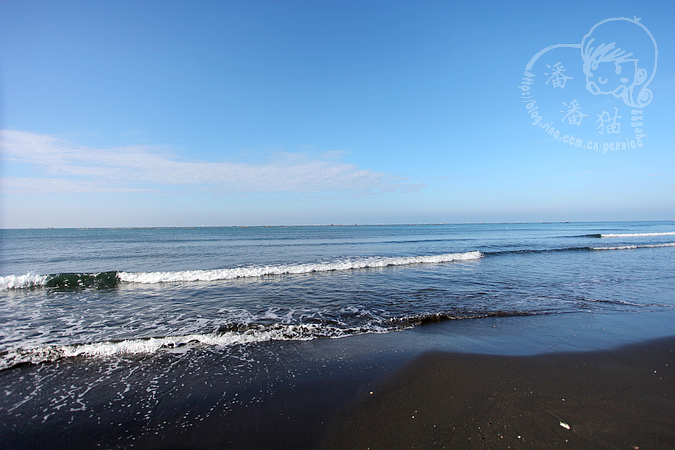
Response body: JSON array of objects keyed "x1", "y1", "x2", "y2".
[{"x1": 1, "y1": 221, "x2": 674, "y2": 447}]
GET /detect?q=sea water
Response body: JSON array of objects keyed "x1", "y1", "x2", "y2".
[{"x1": 1, "y1": 221, "x2": 674, "y2": 446}]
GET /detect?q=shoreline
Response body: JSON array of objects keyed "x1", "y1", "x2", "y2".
[
  {"x1": 2, "y1": 315, "x2": 674, "y2": 449},
  {"x1": 125, "y1": 332, "x2": 675, "y2": 449},
  {"x1": 123, "y1": 324, "x2": 675, "y2": 449}
]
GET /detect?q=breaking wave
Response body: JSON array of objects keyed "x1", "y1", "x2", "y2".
[
  {"x1": 0, "y1": 310, "x2": 532, "y2": 370},
  {"x1": 592, "y1": 242, "x2": 675, "y2": 251},
  {"x1": 2, "y1": 325, "x2": 339, "y2": 370},
  {"x1": 0, "y1": 251, "x2": 482, "y2": 291},
  {"x1": 118, "y1": 252, "x2": 482, "y2": 284},
  {"x1": 600, "y1": 232, "x2": 675, "y2": 238}
]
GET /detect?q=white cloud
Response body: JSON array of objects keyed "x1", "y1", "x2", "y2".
[
  {"x1": 1, "y1": 130, "x2": 423, "y2": 195},
  {"x1": 0, "y1": 177, "x2": 154, "y2": 195}
]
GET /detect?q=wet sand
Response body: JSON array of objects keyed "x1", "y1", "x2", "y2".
[
  {"x1": 3, "y1": 328, "x2": 673, "y2": 449},
  {"x1": 319, "y1": 336, "x2": 675, "y2": 449}
]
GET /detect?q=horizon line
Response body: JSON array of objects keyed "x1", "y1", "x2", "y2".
[{"x1": 2, "y1": 219, "x2": 674, "y2": 231}]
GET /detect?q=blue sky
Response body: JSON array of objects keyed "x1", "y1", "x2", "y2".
[{"x1": 1, "y1": 0, "x2": 673, "y2": 228}]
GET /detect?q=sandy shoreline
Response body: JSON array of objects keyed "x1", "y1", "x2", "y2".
[
  {"x1": 319, "y1": 336, "x2": 675, "y2": 449},
  {"x1": 2, "y1": 324, "x2": 674, "y2": 449}
]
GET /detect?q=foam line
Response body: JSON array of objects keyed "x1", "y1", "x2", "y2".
[
  {"x1": 601, "y1": 232, "x2": 675, "y2": 238},
  {"x1": 0, "y1": 272, "x2": 48, "y2": 290},
  {"x1": 117, "y1": 251, "x2": 483, "y2": 284},
  {"x1": 592, "y1": 242, "x2": 675, "y2": 250}
]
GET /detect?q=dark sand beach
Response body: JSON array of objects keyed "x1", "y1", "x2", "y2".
[
  {"x1": 2, "y1": 324, "x2": 674, "y2": 449},
  {"x1": 319, "y1": 336, "x2": 675, "y2": 449},
  {"x1": 121, "y1": 333, "x2": 675, "y2": 449}
]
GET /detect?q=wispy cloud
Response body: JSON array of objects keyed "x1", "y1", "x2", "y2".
[{"x1": 1, "y1": 130, "x2": 423, "y2": 195}]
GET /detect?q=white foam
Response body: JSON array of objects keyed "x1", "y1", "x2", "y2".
[
  {"x1": 0, "y1": 272, "x2": 48, "y2": 290},
  {"x1": 2, "y1": 323, "x2": 378, "y2": 369},
  {"x1": 118, "y1": 251, "x2": 482, "y2": 284},
  {"x1": 601, "y1": 232, "x2": 675, "y2": 238},
  {"x1": 0, "y1": 252, "x2": 481, "y2": 291},
  {"x1": 592, "y1": 242, "x2": 675, "y2": 250}
]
